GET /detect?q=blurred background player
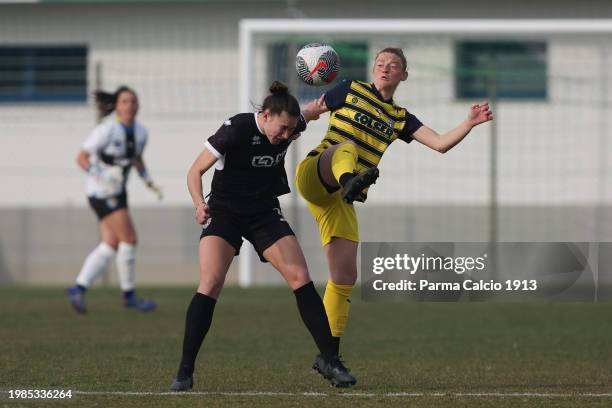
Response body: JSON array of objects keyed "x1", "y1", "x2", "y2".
[
  {"x1": 295, "y1": 47, "x2": 493, "y2": 373},
  {"x1": 170, "y1": 81, "x2": 356, "y2": 391},
  {"x1": 66, "y1": 86, "x2": 161, "y2": 314}
]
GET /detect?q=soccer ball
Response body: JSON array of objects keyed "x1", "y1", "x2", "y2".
[{"x1": 295, "y1": 43, "x2": 340, "y2": 86}]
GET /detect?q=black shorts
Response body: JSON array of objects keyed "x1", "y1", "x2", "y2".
[
  {"x1": 88, "y1": 193, "x2": 128, "y2": 220},
  {"x1": 199, "y1": 199, "x2": 295, "y2": 263}
]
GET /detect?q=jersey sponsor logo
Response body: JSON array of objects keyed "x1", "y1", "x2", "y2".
[
  {"x1": 252, "y1": 135, "x2": 262, "y2": 145},
  {"x1": 251, "y1": 151, "x2": 286, "y2": 167},
  {"x1": 273, "y1": 207, "x2": 286, "y2": 222},
  {"x1": 354, "y1": 112, "x2": 394, "y2": 138},
  {"x1": 373, "y1": 107, "x2": 395, "y2": 128}
]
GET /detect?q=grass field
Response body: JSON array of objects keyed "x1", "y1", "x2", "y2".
[{"x1": 1, "y1": 286, "x2": 612, "y2": 407}]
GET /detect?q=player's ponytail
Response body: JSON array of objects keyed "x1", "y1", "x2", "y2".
[
  {"x1": 269, "y1": 80, "x2": 289, "y2": 95},
  {"x1": 94, "y1": 85, "x2": 137, "y2": 120},
  {"x1": 261, "y1": 80, "x2": 300, "y2": 118}
]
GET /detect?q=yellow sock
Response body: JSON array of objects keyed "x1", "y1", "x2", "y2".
[
  {"x1": 323, "y1": 280, "x2": 354, "y2": 337},
  {"x1": 331, "y1": 143, "x2": 358, "y2": 184}
]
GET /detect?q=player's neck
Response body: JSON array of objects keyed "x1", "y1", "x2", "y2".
[
  {"x1": 255, "y1": 112, "x2": 268, "y2": 137},
  {"x1": 375, "y1": 83, "x2": 397, "y2": 102},
  {"x1": 117, "y1": 115, "x2": 135, "y2": 128}
]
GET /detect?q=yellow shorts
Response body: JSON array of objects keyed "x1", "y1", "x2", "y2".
[{"x1": 295, "y1": 153, "x2": 358, "y2": 246}]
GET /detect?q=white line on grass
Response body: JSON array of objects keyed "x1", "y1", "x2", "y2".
[{"x1": 71, "y1": 391, "x2": 612, "y2": 398}]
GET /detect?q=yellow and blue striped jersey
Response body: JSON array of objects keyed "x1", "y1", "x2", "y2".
[{"x1": 307, "y1": 80, "x2": 423, "y2": 200}]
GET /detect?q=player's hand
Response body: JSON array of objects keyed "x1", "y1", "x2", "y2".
[
  {"x1": 195, "y1": 202, "x2": 210, "y2": 225},
  {"x1": 146, "y1": 181, "x2": 164, "y2": 201},
  {"x1": 301, "y1": 94, "x2": 328, "y2": 121},
  {"x1": 467, "y1": 101, "x2": 493, "y2": 127}
]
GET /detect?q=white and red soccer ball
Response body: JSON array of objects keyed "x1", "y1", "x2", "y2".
[{"x1": 295, "y1": 43, "x2": 340, "y2": 86}]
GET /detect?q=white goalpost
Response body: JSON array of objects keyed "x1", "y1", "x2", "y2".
[{"x1": 238, "y1": 19, "x2": 612, "y2": 287}]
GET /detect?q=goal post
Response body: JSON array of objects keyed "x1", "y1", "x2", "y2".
[{"x1": 238, "y1": 19, "x2": 612, "y2": 287}]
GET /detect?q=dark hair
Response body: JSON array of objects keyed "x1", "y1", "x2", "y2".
[
  {"x1": 94, "y1": 85, "x2": 137, "y2": 119},
  {"x1": 260, "y1": 80, "x2": 300, "y2": 117},
  {"x1": 375, "y1": 47, "x2": 408, "y2": 71}
]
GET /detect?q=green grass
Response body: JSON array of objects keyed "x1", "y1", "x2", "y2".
[{"x1": 1, "y1": 286, "x2": 612, "y2": 407}]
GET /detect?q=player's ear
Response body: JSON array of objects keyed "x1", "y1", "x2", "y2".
[{"x1": 401, "y1": 70, "x2": 408, "y2": 81}]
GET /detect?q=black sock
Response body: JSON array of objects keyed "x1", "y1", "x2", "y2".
[
  {"x1": 176, "y1": 292, "x2": 217, "y2": 379},
  {"x1": 294, "y1": 282, "x2": 336, "y2": 359},
  {"x1": 332, "y1": 336, "x2": 341, "y2": 355},
  {"x1": 338, "y1": 172, "x2": 354, "y2": 187},
  {"x1": 123, "y1": 290, "x2": 135, "y2": 300},
  {"x1": 76, "y1": 285, "x2": 87, "y2": 293}
]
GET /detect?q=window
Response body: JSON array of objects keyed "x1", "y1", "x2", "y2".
[
  {"x1": 268, "y1": 42, "x2": 368, "y2": 101},
  {"x1": 0, "y1": 46, "x2": 88, "y2": 103},
  {"x1": 456, "y1": 41, "x2": 547, "y2": 100}
]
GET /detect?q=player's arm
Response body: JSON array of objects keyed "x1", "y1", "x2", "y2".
[
  {"x1": 412, "y1": 102, "x2": 493, "y2": 153},
  {"x1": 187, "y1": 148, "x2": 218, "y2": 224},
  {"x1": 76, "y1": 149, "x2": 91, "y2": 172},
  {"x1": 134, "y1": 155, "x2": 163, "y2": 200},
  {"x1": 301, "y1": 94, "x2": 327, "y2": 122},
  {"x1": 189, "y1": 118, "x2": 240, "y2": 223},
  {"x1": 301, "y1": 79, "x2": 352, "y2": 122},
  {"x1": 134, "y1": 155, "x2": 153, "y2": 185},
  {"x1": 78, "y1": 122, "x2": 111, "y2": 172}
]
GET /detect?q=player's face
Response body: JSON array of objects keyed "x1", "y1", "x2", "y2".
[
  {"x1": 116, "y1": 90, "x2": 139, "y2": 124},
  {"x1": 262, "y1": 110, "x2": 298, "y2": 145},
  {"x1": 372, "y1": 52, "x2": 408, "y2": 91}
]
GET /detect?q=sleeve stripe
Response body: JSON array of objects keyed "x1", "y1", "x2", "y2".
[{"x1": 204, "y1": 141, "x2": 222, "y2": 159}]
